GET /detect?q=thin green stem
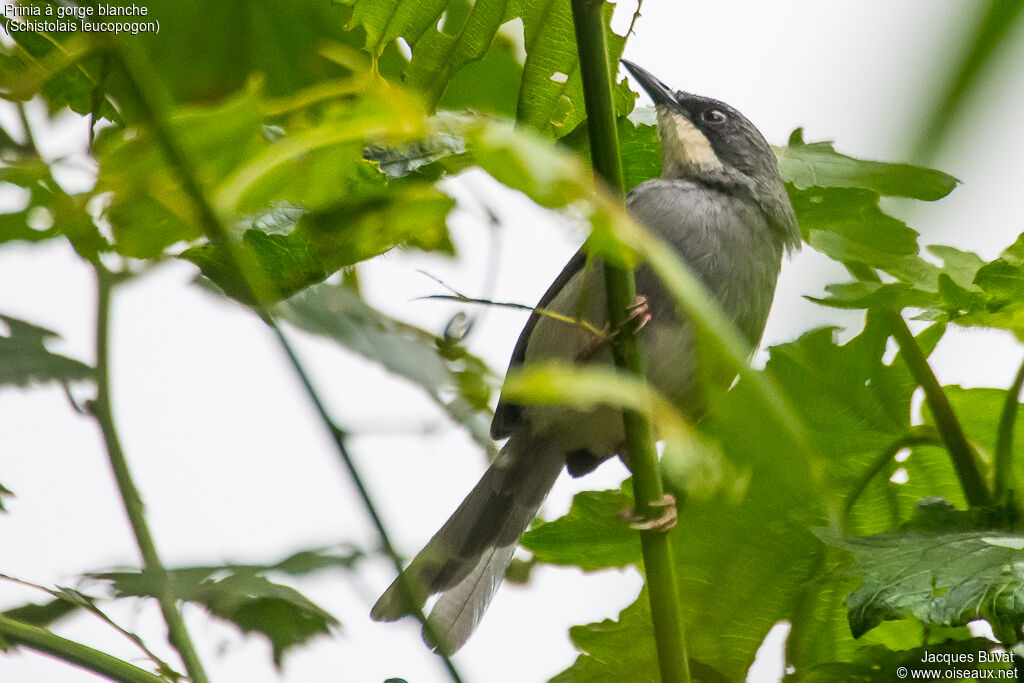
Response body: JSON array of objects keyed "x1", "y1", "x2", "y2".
[
  {"x1": 885, "y1": 310, "x2": 991, "y2": 507},
  {"x1": 0, "y1": 615, "x2": 169, "y2": 683},
  {"x1": 108, "y1": 40, "x2": 463, "y2": 683},
  {"x1": 844, "y1": 263, "x2": 991, "y2": 508},
  {"x1": 842, "y1": 426, "x2": 940, "y2": 526},
  {"x1": 995, "y1": 354, "x2": 1024, "y2": 501},
  {"x1": 571, "y1": 2, "x2": 690, "y2": 681},
  {"x1": 92, "y1": 265, "x2": 210, "y2": 683}
]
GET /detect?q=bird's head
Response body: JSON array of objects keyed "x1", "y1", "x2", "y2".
[{"x1": 622, "y1": 59, "x2": 798, "y2": 244}]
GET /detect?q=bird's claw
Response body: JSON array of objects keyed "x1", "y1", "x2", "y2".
[
  {"x1": 624, "y1": 295, "x2": 651, "y2": 334},
  {"x1": 618, "y1": 493, "x2": 677, "y2": 532},
  {"x1": 575, "y1": 295, "x2": 651, "y2": 363}
]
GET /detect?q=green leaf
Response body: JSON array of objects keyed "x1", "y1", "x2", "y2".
[
  {"x1": 826, "y1": 500, "x2": 1024, "y2": 643},
  {"x1": 185, "y1": 178, "x2": 453, "y2": 304},
  {"x1": 522, "y1": 489, "x2": 639, "y2": 570},
  {"x1": 91, "y1": 547, "x2": 359, "y2": 666},
  {"x1": 435, "y1": 32, "x2": 523, "y2": 117},
  {"x1": 0, "y1": 599, "x2": 79, "y2": 629},
  {"x1": 778, "y1": 130, "x2": 958, "y2": 200},
  {"x1": 791, "y1": 187, "x2": 921, "y2": 268},
  {"x1": 511, "y1": 0, "x2": 633, "y2": 137},
  {"x1": 0, "y1": 315, "x2": 93, "y2": 387},
  {"x1": 551, "y1": 589, "x2": 730, "y2": 683},
  {"x1": 274, "y1": 280, "x2": 496, "y2": 455}
]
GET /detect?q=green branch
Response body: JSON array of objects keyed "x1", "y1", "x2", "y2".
[
  {"x1": 995, "y1": 354, "x2": 1024, "y2": 502},
  {"x1": 571, "y1": 2, "x2": 690, "y2": 681},
  {"x1": 0, "y1": 615, "x2": 168, "y2": 683},
  {"x1": 108, "y1": 39, "x2": 464, "y2": 683},
  {"x1": 91, "y1": 265, "x2": 210, "y2": 683},
  {"x1": 885, "y1": 310, "x2": 991, "y2": 507}
]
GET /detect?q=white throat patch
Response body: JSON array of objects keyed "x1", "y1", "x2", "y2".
[{"x1": 656, "y1": 106, "x2": 723, "y2": 177}]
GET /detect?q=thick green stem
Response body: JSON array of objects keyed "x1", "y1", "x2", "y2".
[
  {"x1": 109, "y1": 40, "x2": 463, "y2": 683},
  {"x1": 571, "y1": 2, "x2": 690, "y2": 681},
  {"x1": 92, "y1": 267, "x2": 210, "y2": 683},
  {"x1": 884, "y1": 310, "x2": 990, "y2": 507},
  {"x1": 995, "y1": 354, "x2": 1024, "y2": 502},
  {"x1": 0, "y1": 615, "x2": 168, "y2": 683}
]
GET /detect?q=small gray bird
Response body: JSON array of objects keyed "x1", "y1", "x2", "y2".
[{"x1": 371, "y1": 59, "x2": 800, "y2": 654}]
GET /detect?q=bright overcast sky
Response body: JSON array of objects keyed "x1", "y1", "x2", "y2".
[{"x1": 3, "y1": 1, "x2": 1024, "y2": 682}]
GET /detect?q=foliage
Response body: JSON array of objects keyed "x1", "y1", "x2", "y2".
[{"x1": 3, "y1": 0, "x2": 1024, "y2": 682}]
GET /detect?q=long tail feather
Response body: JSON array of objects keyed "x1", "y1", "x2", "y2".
[{"x1": 371, "y1": 435, "x2": 562, "y2": 652}]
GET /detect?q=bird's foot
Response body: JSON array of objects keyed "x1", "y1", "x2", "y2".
[
  {"x1": 618, "y1": 493, "x2": 677, "y2": 532},
  {"x1": 624, "y1": 295, "x2": 652, "y2": 334},
  {"x1": 574, "y1": 296, "x2": 651, "y2": 363}
]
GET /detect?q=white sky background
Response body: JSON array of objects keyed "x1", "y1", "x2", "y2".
[{"x1": 2, "y1": 1, "x2": 1024, "y2": 681}]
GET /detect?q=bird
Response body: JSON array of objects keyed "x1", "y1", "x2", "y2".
[{"x1": 370, "y1": 59, "x2": 801, "y2": 655}]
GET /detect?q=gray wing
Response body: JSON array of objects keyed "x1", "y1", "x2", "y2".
[{"x1": 490, "y1": 248, "x2": 588, "y2": 439}]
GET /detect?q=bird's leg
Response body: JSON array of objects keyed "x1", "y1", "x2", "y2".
[
  {"x1": 618, "y1": 493, "x2": 678, "y2": 532},
  {"x1": 575, "y1": 295, "x2": 651, "y2": 363},
  {"x1": 614, "y1": 441, "x2": 677, "y2": 532}
]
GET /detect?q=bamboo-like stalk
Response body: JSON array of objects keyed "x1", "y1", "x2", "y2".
[
  {"x1": 0, "y1": 615, "x2": 169, "y2": 683},
  {"x1": 91, "y1": 266, "x2": 211, "y2": 683},
  {"x1": 570, "y1": 2, "x2": 691, "y2": 681}
]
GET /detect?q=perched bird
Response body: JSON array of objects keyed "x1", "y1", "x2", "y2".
[{"x1": 371, "y1": 59, "x2": 800, "y2": 654}]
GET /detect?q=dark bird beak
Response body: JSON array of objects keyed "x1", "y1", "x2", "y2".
[{"x1": 621, "y1": 59, "x2": 677, "y2": 108}]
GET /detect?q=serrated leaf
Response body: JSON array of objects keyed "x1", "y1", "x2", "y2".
[
  {"x1": 826, "y1": 501, "x2": 1024, "y2": 643},
  {"x1": 183, "y1": 180, "x2": 454, "y2": 304},
  {"x1": 778, "y1": 130, "x2": 958, "y2": 200},
  {"x1": 521, "y1": 489, "x2": 639, "y2": 570},
  {"x1": 90, "y1": 548, "x2": 359, "y2": 666},
  {"x1": 0, "y1": 315, "x2": 93, "y2": 387}
]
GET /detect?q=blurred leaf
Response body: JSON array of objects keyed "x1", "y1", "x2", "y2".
[
  {"x1": 274, "y1": 280, "x2": 496, "y2": 454},
  {"x1": 778, "y1": 129, "x2": 958, "y2": 200},
  {"x1": 91, "y1": 547, "x2": 359, "y2": 666},
  {"x1": 914, "y1": 0, "x2": 1024, "y2": 160},
  {"x1": 0, "y1": 315, "x2": 93, "y2": 387},
  {"x1": 563, "y1": 118, "x2": 661, "y2": 192},
  {"x1": 0, "y1": 483, "x2": 12, "y2": 513},
  {"x1": 825, "y1": 500, "x2": 1024, "y2": 643},
  {"x1": 0, "y1": 599, "x2": 79, "y2": 629},
  {"x1": 0, "y1": 159, "x2": 104, "y2": 256}
]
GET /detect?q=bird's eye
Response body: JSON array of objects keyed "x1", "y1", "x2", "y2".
[{"x1": 700, "y1": 109, "x2": 728, "y2": 125}]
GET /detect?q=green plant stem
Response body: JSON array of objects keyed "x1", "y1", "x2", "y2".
[
  {"x1": 995, "y1": 354, "x2": 1024, "y2": 501},
  {"x1": 844, "y1": 263, "x2": 990, "y2": 508},
  {"x1": 109, "y1": 40, "x2": 463, "y2": 683},
  {"x1": 571, "y1": 2, "x2": 690, "y2": 681},
  {"x1": 92, "y1": 266, "x2": 210, "y2": 683},
  {"x1": 0, "y1": 615, "x2": 168, "y2": 683},
  {"x1": 884, "y1": 310, "x2": 990, "y2": 507}
]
